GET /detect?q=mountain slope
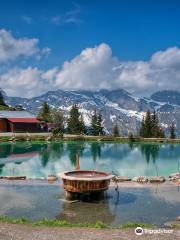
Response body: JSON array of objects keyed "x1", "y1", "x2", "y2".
[{"x1": 4, "y1": 89, "x2": 180, "y2": 135}]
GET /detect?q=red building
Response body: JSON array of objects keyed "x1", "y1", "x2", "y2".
[{"x1": 0, "y1": 111, "x2": 40, "y2": 132}]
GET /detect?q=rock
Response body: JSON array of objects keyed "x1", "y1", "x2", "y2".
[
  {"x1": 149, "y1": 176, "x2": 165, "y2": 183},
  {"x1": 47, "y1": 175, "x2": 58, "y2": 182},
  {"x1": 169, "y1": 172, "x2": 180, "y2": 181},
  {"x1": 177, "y1": 216, "x2": 180, "y2": 221},
  {"x1": 112, "y1": 176, "x2": 131, "y2": 182},
  {"x1": 132, "y1": 176, "x2": 148, "y2": 183},
  {"x1": 2, "y1": 176, "x2": 26, "y2": 180}
]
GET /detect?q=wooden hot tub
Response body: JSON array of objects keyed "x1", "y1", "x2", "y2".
[{"x1": 59, "y1": 170, "x2": 114, "y2": 200}]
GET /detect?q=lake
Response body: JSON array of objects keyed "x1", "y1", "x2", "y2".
[
  {"x1": 0, "y1": 141, "x2": 179, "y2": 226},
  {"x1": 0, "y1": 181, "x2": 179, "y2": 226},
  {"x1": 0, "y1": 141, "x2": 179, "y2": 178}
]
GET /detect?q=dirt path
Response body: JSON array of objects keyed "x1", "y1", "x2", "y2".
[{"x1": 0, "y1": 223, "x2": 179, "y2": 240}]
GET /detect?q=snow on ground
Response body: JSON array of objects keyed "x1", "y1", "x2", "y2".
[{"x1": 105, "y1": 101, "x2": 145, "y2": 121}]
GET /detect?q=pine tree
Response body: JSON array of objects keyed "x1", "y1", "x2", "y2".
[
  {"x1": 91, "y1": 110, "x2": 99, "y2": 136},
  {"x1": 67, "y1": 104, "x2": 84, "y2": 134},
  {"x1": 0, "y1": 91, "x2": 6, "y2": 106},
  {"x1": 144, "y1": 110, "x2": 152, "y2": 138},
  {"x1": 97, "y1": 113, "x2": 104, "y2": 135},
  {"x1": 169, "y1": 122, "x2": 176, "y2": 139},
  {"x1": 79, "y1": 114, "x2": 86, "y2": 134},
  {"x1": 51, "y1": 109, "x2": 64, "y2": 134},
  {"x1": 139, "y1": 110, "x2": 164, "y2": 138},
  {"x1": 91, "y1": 110, "x2": 104, "y2": 136},
  {"x1": 128, "y1": 132, "x2": 134, "y2": 141},
  {"x1": 113, "y1": 122, "x2": 120, "y2": 137},
  {"x1": 37, "y1": 102, "x2": 52, "y2": 122},
  {"x1": 139, "y1": 117, "x2": 145, "y2": 137}
]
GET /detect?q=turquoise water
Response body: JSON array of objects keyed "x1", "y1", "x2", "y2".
[{"x1": 0, "y1": 141, "x2": 179, "y2": 178}]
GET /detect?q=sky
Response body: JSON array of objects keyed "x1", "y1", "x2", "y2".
[{"x1": 0, "y1": 0, "x2": 180, "y2": 98}]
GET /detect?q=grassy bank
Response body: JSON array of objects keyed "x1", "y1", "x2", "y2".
[
  {"x1": 0, "y1": 133, "x2": 180, "y2": 143},
  {"x1": 0, "y1": 216, "x2": 154, "y2": 229}
]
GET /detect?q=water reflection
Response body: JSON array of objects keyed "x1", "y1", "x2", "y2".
[
  {"x1": 0, "y1": 141, "x2": 179, "y2": 178},
  {"x1": 66, "y1": 142, "x2": 85, "y2": 166},
  {"x1": 57, "y1": 200, "x2": 115, "y2": 225},
  {"x1": 140, "y1": 144, "x2": 160, "y2": 163},
  {"x1": 90, "y1": 142, "x2": 102, "y2": 162}
]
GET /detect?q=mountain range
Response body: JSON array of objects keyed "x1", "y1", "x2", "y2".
[{"x1": 4, "y1": 89, "x2": 180, "y2": 135}]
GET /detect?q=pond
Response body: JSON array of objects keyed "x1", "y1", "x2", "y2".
[
  {"x1": 0, "y1": 141, "x2": 179, "y2": 178},
  {"x1": 0, "y1": 141, "x2": 179, "y2": 226},
  {"x1": 0, "y1": 181, "x2": 179, "y2": 227}
]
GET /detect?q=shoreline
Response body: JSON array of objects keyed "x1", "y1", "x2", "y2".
[
  {"x1": 0, "y1": 178, "x2": 179, "y2": 187},
  {"x1": 0, "y1": 132, "x2": 180, "y2": 143}
]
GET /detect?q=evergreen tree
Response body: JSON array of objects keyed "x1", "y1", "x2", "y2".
[
  {"x1": 144, "y1": 110, "x2": 153, "y2": 138},
  {"x1": 91, "y1": 110, "x2": 104, "y2": 136},
  {"x1": 91, "y1": 110, "x2": 99, "y2": 136},
  {"x1": 67, "y1": 104, "x2": 84, "y2": 134},
  {"x1": 128, "y1": 132, "x2": 134, "y2": 141},
  {"x1": 79, "y1": 114, "x2": 86, "y2": 134},
  {"x1": 169, "y1": 122, "x2": 176, "y2": 139},
  {"x1": 51, "y1": 109, "x2": 64, "y2": 134},
  {"x1": 97, "y1": 113, "x2": 104, "y2": 135},
  {"x1": 113, "y1": 122, "x2": 120, "y2": 137},
  {"x1": 37, "y1": 102, "x2": 52, "y2": 122},
  {"x1": 0, "y1": 91, "x2": 6, "y2": 106},
  {"x1": 139, "y1": 117, "x2": 145, "y2": 137},
  {"x1": 139, "y1": 110, "x2": 164, "y2": 138}
]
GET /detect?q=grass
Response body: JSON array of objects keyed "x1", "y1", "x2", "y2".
[
  {"x1": 0, "y1": 133, "x2": 180, "y2": 143},
  {"x1": 171, "y1": 223, "x2": 180, "y2": 229},
  {"x1": 0, "y1": 216, "x2": 156, "y2": 229},
  {"x1": 0, "y1": 216, "x2": 107, "y2": 228},
  {"x1": 120, "y1": 222, "x2": 153, "y2": 229}
]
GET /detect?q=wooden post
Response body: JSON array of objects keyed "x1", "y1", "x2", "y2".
[{"x1": 76, "y1": 147, "x2": 80, "y2": 170}]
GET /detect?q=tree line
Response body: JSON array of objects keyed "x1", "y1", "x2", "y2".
[
  {"x1": 37, "y1": 102, "x2": 104, "y2": 136},
  {"x1": 37, "y1": 102, "x2": 177, "y2": 138},
  {"x1": 0, "y1": 88, "x2": 176, "y2": 138}
]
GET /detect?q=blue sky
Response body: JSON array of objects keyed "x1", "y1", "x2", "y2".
[{"x1": 0, "y1": 0, "x2": 180, "y2": 97}]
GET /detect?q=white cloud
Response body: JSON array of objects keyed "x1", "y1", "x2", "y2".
[
  {"x1": 1, "y1": 42, "x2": 180, "y2": 98},
  {"x1": 0, "y1": 29, "x2": 50, "y2": 63},
  {"x1": 0, "y1": 67, "x2": 54, "y2": 98}
]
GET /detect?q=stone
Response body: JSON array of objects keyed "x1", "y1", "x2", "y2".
[
  {"x1": 112, "y1": 176, "x2": 131, "y2": 182},
  {"x1": 2, "y1": 176, "x2": 26, "y2": 180},
  {"x1": 149, "y1": 176, "x2": 165, "y2": 183},
  {"x1": 177, "y1": 216, "x2": 180, "y2": 221},
  {"x1": 169, "y1": 172, "x2": 180, "y2": 181},
  {"x1": 47, "y1": 175, "x2": 58, "y2": 182},
  {"x1": 132, "y1": 176, "x2": 148, "y2": 183}
]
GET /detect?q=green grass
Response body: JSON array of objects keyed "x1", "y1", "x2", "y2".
[
  {"x1": 0, "y1": 216, "x2": 154, "y2": 229},
  {"x1": 0, "y1": 216, "x2": 107, "y2": 228},
  {"x1": 171, "y1": 223, "x2": 180, "y2": 229},
  {"x1": 120, "y1": 221, "x2": 153, "y2": 229}
]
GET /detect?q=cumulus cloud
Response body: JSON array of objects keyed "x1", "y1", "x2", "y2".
[
  {"x1": 0, "y1": 67, "x2": 55, "y2": 98},
  {"x1": 1, "y1": 42, "x2": 180, "y2": 98},
  {"x1": 0, "y1": 29, "x2": 50, "y2": 63}
]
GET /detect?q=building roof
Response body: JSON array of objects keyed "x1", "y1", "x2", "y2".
[
  {"x1": 0, "y1": 110, "x2": 36, "y2": 119},
  {"x1": 7, "y1": 118, "x2": 39, "y2": 123}
]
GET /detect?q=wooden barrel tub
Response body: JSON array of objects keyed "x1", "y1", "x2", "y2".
[{"x1": 59, "y1": 170, "x2": 114, "y2": 200}]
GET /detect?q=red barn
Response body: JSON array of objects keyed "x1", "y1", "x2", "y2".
[{"x1": 0, "y1": 111, "x2": 40, "y2": 133}]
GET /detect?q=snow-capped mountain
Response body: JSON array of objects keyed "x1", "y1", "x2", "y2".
[{"x1": 4, "y1": 89, "x2": 180, "y2": 135}]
